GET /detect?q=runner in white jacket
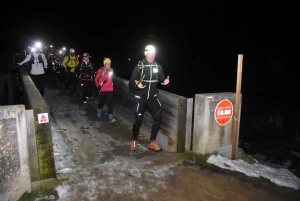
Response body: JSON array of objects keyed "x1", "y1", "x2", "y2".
[{"x1": 18, "y1": 46, "x2": 48, "y2": 96}]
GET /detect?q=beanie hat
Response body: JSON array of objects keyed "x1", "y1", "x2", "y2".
[
  {"x1": 103, "y1": 58, "x2": 111, "y2": 65},
  {"x1": 83, "y1": 53, "x2": 89, "y2": 57},
  {"x1": 144, "y1": 45, "x2": 156, "y2": 56}
]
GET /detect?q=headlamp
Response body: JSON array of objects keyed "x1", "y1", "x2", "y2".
[
  {"x1": 144, "y1": 45, "x2": 156, "y2": 56},
  {"x1": 148, "y1": 49, "x2": 156, "y2": 54}
]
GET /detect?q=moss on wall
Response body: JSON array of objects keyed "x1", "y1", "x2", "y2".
[
  {"x1": 33, "y1": 108, "x2": 56, "y2": 179},
  {"x1": 177, "y1": 98, "x2": 186, "y2": 153},
  {"x1": 37, "y1": 144, "x2": 55, "y2": 179}
]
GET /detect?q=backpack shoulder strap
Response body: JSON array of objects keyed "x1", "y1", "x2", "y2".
[
  {"x1": 30, "y1": 53, "x2": 34, "y2": 62},
  {"x1": 101, "y1": 67, "x2": 106, "y2": 76},
  {"x1": 137, "y1": 61, "x2": 145, "y2": 82},
  {"x1": 138, "y1": 61, "x2": 144, "y2": 71}
]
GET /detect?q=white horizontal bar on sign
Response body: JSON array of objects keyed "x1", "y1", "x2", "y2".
[{"x1": 217, "y1": 109, "x2": 231, "y2": 116}]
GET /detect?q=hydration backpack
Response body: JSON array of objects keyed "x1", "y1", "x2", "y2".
[
  {"x1": 137, "y1": 61, "x2": 160, "y2": 82},
  {"x1": 30, "y1": 52, "x2": 44, "y2": 65},
  {"x1": 64, "y1": 54, "x2": 78, "y2": 65},
  {"x1": 79, "y1": 62, "x2": 94, "y2": 80}
]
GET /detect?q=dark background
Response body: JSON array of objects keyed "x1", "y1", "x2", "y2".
[{"x1": 2, "y1": 1, "x2": 300, "y2": 144}]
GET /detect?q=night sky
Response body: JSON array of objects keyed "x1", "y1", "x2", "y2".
[
  {"x1": 2, "y1": 1, "x2": 300, "y2": 95},
  {"x1": 3, "y1": 1, "x2": 299, "y2": 55}
]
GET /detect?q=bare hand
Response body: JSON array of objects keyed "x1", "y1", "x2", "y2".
[
  {"x1": 135, "y1": 80, "x2": 146, "y2": 89},
  {"x1": 138, "y1": 83, "x2": 146, "y2": 89},
  {"x1": 161, "y1": 75, "x2": 170, "y2": 85}
]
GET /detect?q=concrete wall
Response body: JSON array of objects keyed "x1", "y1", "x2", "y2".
[
  {"x1": 192, "y1": 92, "x2": 241, "y2": 157},
  {"x1": 18, "y1": 68, "x2": 56, "y2": 181},
  {"x1": 26, "y1": 109, "x2": 40, "y2": 181},
  {"x1": 0, "y1": 105, "x2": 31, "y2": 201}
]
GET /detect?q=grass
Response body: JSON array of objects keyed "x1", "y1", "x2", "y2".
[{"x1": 18, "y1": 188, "x2": 59, "y2": 201}]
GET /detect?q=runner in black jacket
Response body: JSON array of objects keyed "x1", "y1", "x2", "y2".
[{"x1": 128, "y1": 44, "x2": 170, "y2": 152}]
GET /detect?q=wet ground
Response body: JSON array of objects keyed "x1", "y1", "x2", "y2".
[{"x1": 38, "y1": 78, "x2": 300, "y2": 201}]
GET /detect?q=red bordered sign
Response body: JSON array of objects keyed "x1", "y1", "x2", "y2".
[{"x1": 214, "y1": 99, "x2": 233, "y2": 126}]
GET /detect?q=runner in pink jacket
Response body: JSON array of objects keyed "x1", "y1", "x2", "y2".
[{"x1": 94, "y1": 58, "x2": 116, "y2": 123}]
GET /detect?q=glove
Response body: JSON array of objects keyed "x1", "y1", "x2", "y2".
[
  {"x1": 66, "y1": 66, "x2": 71, "y2": 71},
  {"x1": 44, "y1": 67, "x2": 48, "y2": 73},
  {"x1": 97, "y1": 86, "x2": 101, "y2": 91},
  {"x1": 16, "y1": 63, "x2": 21, "y2": 67}
]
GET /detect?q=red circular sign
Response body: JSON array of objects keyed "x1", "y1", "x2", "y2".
[{"x1": 214, "y1": 99, "x2": 233, "y2": 126}]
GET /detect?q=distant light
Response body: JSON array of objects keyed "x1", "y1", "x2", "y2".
[
  {"x1": 128, "y1": 58, "x2": 131, "y2": 61},
  {"x1": 149, "y1": 34, "x2": 155, "y2": 37},
  {"x1": 35, "y1": 42, "x2": 42, "y2": 49}
]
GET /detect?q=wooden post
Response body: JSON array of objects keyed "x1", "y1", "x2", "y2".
[{"x1": 231, "y1": 54, "x2": 243, "y2": 159}]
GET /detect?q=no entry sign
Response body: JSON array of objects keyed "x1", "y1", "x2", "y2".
[{"x1": 214, "y1": 99, "x2": 233, "y2": 126}]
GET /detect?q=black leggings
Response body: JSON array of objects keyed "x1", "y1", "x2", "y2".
[
  {"x1": 65, "y1": 71, "x2": 78, "y2": 93},
  {"x1": 30, "y1": 74, "x2": 45, "y2": 97},
  {"x1": 132, "y1": 95, "x2": 162, "y2": 141},
  {"x1": 98, "y1": 91, "x2": 114, "y2": 114},
  {"x1": 80, "y1": 80, "x2": 94, "y2": 101}
]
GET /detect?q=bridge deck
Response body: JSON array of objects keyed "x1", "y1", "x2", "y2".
[{"x1": 42, "y1": 78, "x2": 185, "y2": 200}]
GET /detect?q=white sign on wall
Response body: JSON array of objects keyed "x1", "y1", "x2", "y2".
[{"x1": 37, "y1": 113, "x2": 49, "y2": 124}]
